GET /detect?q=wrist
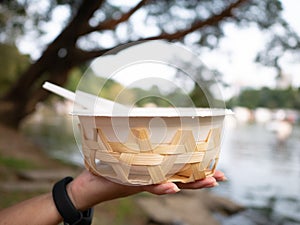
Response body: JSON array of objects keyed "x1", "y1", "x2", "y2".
[
  {"x1": 52, "y1": 176, "x2": 93, "y2": 225},
  {"x1": 65, "y1": 171, "x2": 97, "y2": 211},
  {"x1": 66, "y1": 181, "x2": 80, "y2": 210}
]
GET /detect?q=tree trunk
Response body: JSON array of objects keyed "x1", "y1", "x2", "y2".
[
  {"x1": 0, "y1": 0, "x2": 105, "y2": 128},
  {"x1": 0, "y1": 0, "x2": 246, "y2": 128},
  {"x1": 0, "y1": 65, "x2": 71, "y2": 128}
]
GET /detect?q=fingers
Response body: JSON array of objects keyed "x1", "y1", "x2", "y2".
[
  {"x1": 84, "y1": 169, "x2": 227, "y2": 199},
  {"x1": 143, "y1": 176, "x2": 218, "y2": 195},
  {"x1": 142, "y1": 170, "x2": 227, "y2": 195},
  {"x1": 176, "y1": 176, "x2": 218, "y2": 189},
  {"x1": 175, "y1": 170, "x2": 227, "y2": 190},
  {"x1": 142, "y1": 182, "x2": 180, "y2": 195},
  {"x1": 213, "y1": 170, "x2": 228, "y2": 182}
]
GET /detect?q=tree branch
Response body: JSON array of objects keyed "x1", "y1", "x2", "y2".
[
  {"x1": 80, "y1": 0, "x2": 148, "y2": 36},
  {"x1": 75, "y1": 0, "x2": 248, "y2": 62},
  {"x1": 72, "y1": 47, "x2": 113, "y2": 64},
  {"x1": 64, "y1": 0, "x2": 105, "y2": 40},
  {"x1": 143, "y1": 0, "x2": 248, "y2": 41}
]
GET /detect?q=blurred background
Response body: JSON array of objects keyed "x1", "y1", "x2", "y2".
[{"x1": 0, "y1": 0, "x2": 299, "y2": 225}]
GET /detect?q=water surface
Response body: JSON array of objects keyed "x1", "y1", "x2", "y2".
[
  {"x1": 215, "y1": 120, "x2": 300, "y2": 225},
  {"x1": 22, "y1": 114, "x2": 300, "y2": 224}
]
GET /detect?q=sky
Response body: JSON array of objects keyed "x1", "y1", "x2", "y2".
[
  {"x1": 199, "y1": 0, "x2": 300, "y2": 98},
  {"x1": 17, "y1": 0, "x2": 300, "y2": 100}
]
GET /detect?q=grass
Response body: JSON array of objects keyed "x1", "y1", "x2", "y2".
[
  {"x1": 0, "y1": 154, "x2": 36, "y2": 170},
  {"x1": 93, "y1": 196, "x2": 147, "y2": 225},
  {"x1": 115, "y1": 198, "x2": 137, "y2": 224},
  {"x1": 0, "y1": 146, "x2": 144, "y2": 223}
]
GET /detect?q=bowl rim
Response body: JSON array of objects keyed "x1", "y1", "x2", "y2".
[{"x1": 72, "y1": 107, "x2": 233, "y2": 117}]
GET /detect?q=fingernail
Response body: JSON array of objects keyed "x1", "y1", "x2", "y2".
[
  {"x1": 204, "y1": 182, "x2": 219, "y2": 188},
  {"x1": 222, "y1": 176, "x2": 229, "y2": 181},
  {"x1": 165, "y1": 185, "x2": 180, "y2": 194},
  {"x1": 213, "y1": 182, "x2": 219, "y2": 187}
]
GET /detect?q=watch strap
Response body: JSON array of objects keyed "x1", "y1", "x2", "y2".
[{"x1": 52, "y1": 176, "x2": 93, "y2": 225}]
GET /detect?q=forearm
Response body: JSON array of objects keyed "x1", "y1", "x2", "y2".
[
  {"x1": 0, "y1": 193, "x2": 62, "y2": 225},
  {"x1": 0, "y1": 172, "x2": 140, "y2": 225},
  {"x1": 0, "y1": 170, "x2": 226, "y2": 225},
  {"x1": 0, "y1": 171, "x2": 140, "y2": 225}
]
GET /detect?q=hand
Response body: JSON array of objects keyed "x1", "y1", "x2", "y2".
[
  {"x1": 144, "y1": 170, "x2": 226, "y2": 194},
  {"x1": 67, "y1": 170, "x2": 227, "y2": 211}
]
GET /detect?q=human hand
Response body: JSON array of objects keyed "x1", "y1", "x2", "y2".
[
  {"x1": 143, "y1": 170, "x2": 226, "y2": 194},
  {"x1": 67, "y1": 170, "x2": 226, "y2": 211}
]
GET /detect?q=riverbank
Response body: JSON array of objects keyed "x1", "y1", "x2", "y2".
[
  {"x1": 0, "y1": 124, "x2": 245, "y2": 225},
  {"x1": 0, "y1": 123, "x2": 150, "y2": 224},
  {"x1": 0, "y1": 123, "x2": 79, "y2": 204}
]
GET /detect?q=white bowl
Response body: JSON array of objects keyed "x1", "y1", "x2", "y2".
[{"x1": 74, "y1": 108, "x2": 231, "y2": 185}]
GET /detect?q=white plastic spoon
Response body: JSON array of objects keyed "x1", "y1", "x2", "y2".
[{"x1": 42, "y1": 81, "x2": 129, "y2": 114}]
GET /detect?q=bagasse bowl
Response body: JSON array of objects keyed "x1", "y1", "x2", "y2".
[{"x1": 76, "y1": 108, "x2": 230, "y2": 185}]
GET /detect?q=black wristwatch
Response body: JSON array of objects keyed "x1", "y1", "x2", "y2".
[{"x1": 52, "y1": 176, "x2": 93, "y2": 225}]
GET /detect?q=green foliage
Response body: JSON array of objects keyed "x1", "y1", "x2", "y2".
[
  {"x1": 127, "y1": 85, "x2": 196, "y2": 107},
  {"x1": 228, "y1": 86, "x2": 300, "y2": 109},
  {"x1": 0, "y1": 154, "x2": 36, "y2": 169},
  {"x1": 190, "y1": 85, "x2": 210, "y2": 107},
  {"x1": 0, "y1": 44, "x2": 30, "y2": 96},
  {"x1": 1, "y1": 0, "x2": 300, "y2": 127},
  {"x1": 0, "y1": 0, "x2": 74, "y2": 43},
  {"x1": 74, "y1": 69, "x2": 200, "y2": 107},
  {"x1": 114, "y1": 198, "x2": 136, "y2": 224},
  {"x1": 65, "y1": 67, "x2": 84, "y2": 91},
  {"x1": 1, "y1": 0, "x2": 298, "y2": 71}
]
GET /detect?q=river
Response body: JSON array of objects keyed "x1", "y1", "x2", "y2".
[
  {"x1": 215, "y1": 119, "x2": 300, "y2": 225},
  {"x1": 22, "y1": 111, "x2": 300, "y2": 225}
]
